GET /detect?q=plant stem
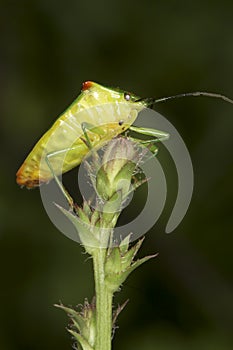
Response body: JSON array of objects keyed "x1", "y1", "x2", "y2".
[{"x1": 93, "y1": 247, "x2": 113, "y2": 350}]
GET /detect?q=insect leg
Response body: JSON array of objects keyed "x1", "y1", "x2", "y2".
[
  {"x1": 81, "y1": 122, "x2": 104, "y2": 166},
  {"x1": 45, "y1": 148, "x2": 78, "y2": 208},
  {"x1": 45, "y1": 122, "x2": 104, "y2": 207},
  {"x1": 81, "y1": 121, "x2": 105, "y2": 144},
  {"x1": 129, "y1": 125, "x2": 169, "y2": 156},
  {"x1": 81, "y1": 122, "x2": 94, "y2": 150},
  {"x1": 129, "y1": 125, "x2": 169, "y2": 142}
]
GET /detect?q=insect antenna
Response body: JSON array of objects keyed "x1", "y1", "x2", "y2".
[{"x1": 136, "y1": 91, "x2": 233, "y2": 108}]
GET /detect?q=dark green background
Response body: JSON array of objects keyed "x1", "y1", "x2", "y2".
[{"x1": 1, "y1": 1, "x2": 233, "y2": 349}]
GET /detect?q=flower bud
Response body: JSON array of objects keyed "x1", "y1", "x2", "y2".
[{"x1": 96, "y1": 137, "x2": 142, "y2": 203}]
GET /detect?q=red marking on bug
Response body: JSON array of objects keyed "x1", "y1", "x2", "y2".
[{"x1": 82, "y1": 81, "x2": 93, "y2": 91}]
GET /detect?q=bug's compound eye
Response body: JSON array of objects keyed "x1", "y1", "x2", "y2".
[
  {"x1": 118, "y1": 120, "x2": 124, "y2": 126},
  {"x1": 124, "y1": 92, "x2": 131, "y2": 101}
]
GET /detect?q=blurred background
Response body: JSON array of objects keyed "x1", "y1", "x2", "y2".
[{"x1": 1, "y1": 0, "x2": 233, "y2": 349}]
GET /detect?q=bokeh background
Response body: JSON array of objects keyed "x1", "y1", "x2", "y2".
[{"x1": 1, "y1": 0, "x2": 233, "y2": 349}]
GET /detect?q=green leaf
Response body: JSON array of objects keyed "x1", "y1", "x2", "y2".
[
  {"x1": 119, "y1": 234, "x2": 131, "y2": 254},
  {"x1": 121, "y1": 237, "x2": 145, "y2": 270},
  {"x1": 96, "y1": 167, "x2": 111, "y2": 200},
  {"x1": 55, "y1": 204, "x2": 100, "y2": 253},
  {"x1": 105, "y1": 253, "x2": 158, "y2": 293},
  {"x1": 55, "y1": 300, "x2": 96, "y2": 348},
  {"x1": 54, "y1": 304, "x2": 86, "y2": 332},
  {"x1": 83, "y1": 201, "x2": 92, "y2": 217},
  {"x1": 90, "y1": 210, "x2": 100, "y2": 226},
  {"x1": 105, "y1": 248, "x2": 122, "y2": 275},
  {"x1": 68, "y1": 330, "x2": 94, "y2": 350},
  {"x1": 124, "y1": 254, "x2": 158, "y2": 280}
]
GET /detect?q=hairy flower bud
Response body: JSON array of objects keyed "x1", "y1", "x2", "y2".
[{"x1": 96, "y1": 137, "x2": 143, "y2": 202}]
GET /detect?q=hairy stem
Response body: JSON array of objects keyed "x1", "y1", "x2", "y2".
[{"x1": 92, "y1": 248, "x2": 113, "y2": 350}]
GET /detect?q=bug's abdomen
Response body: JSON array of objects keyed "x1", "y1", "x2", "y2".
[
  {"x1": 16, "y1": 102, "x2": 138, "y2": 188},
  {"x1": 16, "y1": 121, "x2": 129, "y2": 188}
]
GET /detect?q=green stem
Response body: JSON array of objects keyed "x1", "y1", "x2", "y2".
[{"x1": 93, "y1": 248, "x2": 113, "y2": 350}]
